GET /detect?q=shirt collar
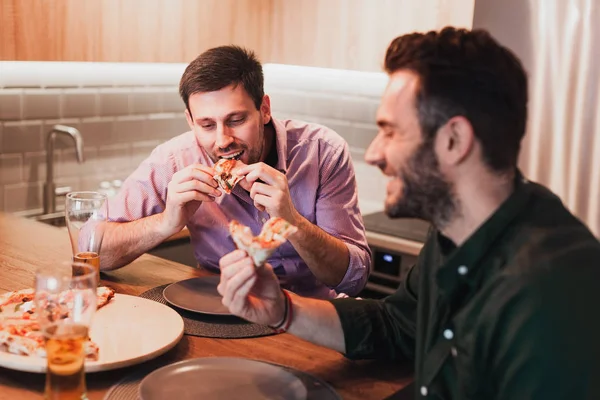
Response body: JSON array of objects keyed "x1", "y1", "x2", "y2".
[
  {"x1": 435, "y1": 170, "x2": 532, "y2": 293},
  {"x1": 270, "y1": 117, "x2": 288, "y2": 174}
]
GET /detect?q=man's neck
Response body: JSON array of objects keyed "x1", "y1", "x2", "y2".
[{"x1": 439, "y1": 170, "x2": 516, "y2": 246}]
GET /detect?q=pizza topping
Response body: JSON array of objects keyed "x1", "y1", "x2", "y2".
[
  {"x1": 229, "y1": 217, "x2": 298, "y2": 267},
  {"x1": 0, "y1": 286, "x2": 114, "y2": 361},
  {"x1": 213, "y1": 158, "x2": 244, "y2": 194}
]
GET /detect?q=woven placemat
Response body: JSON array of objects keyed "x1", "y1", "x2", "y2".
[
  {"x1": 138, "y1": 284, "x2": 275, "y2": 339},
  {"x1": 103, "y1": 358, "x2": 342, "y2": 400}
]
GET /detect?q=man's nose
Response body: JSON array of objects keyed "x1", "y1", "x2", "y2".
[
  {"x1": 215, "y1": 125, "x2": 235, "y2": 149},
  {"x1": 364, "y1": 133, "x2": 385, "y2": 169}
]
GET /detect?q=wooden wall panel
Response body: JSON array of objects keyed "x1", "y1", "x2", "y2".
[
  {"x1": 0, "y1": 0, "x2": 272, "y2": 63},
  {"x1": 0, "y1": 0, "x2": 474, "y2": 71},
  {"x1": 267, "y1": 0, "x2": 475, "y2": 71}
]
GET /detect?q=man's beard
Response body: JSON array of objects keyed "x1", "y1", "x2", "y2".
[
  {"x1": 209, "y1": 122, "x2": 264, "y2": 165},
  {"x1": 386, "y1": 139, "x2": 458, "y2": 228}
]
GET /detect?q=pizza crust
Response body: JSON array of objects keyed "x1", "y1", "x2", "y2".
[{"x1": 229, "y1": 217, "x2": 298, "y2": 267}]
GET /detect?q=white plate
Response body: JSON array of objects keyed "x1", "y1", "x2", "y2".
[{"x1": 0, "y1": 294, "x2": 184, "y2": 373}]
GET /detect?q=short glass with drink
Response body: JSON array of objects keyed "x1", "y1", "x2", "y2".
[
  {"x1": 65, "y1": 191, "x2": 108, "y2": 283},
  {"x1": 35, "y1": 262, "x2": 97, "y2": 400}
]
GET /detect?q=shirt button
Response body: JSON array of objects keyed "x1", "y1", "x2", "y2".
[
  {"x1": 420, "y1": 386, "x2": 428, "y2": 396},
  {"x1": 451, "y1": 346, "x2": 458, "y2": 357},
  {"x1": 443, "y1": 329, "x2": 454, "y2": 340},
  {"x1": 261, "y1": 217, "x2": 267, "y2": 224},
  {"x1": 457, "y1": 265, "x2": 468, "y2": 275}
]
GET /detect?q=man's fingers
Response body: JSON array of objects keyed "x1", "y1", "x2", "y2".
[
  {"x1": 174, "y1": 180, "x2": 222, "y2": 197},
  {"x1": 237, "y1": 163, "x2": 283, "y2": 187},
  {"x1": 173, "y1": 165, "x2": 218, "y2": 186},
  {"x1": 221, "y1": 262, "x2": 256, "y2": 306},
  {"x1": 238, "y1": 177, "x2": 252, "y2": 192},
  {"x1": 249, "y1": 182, "x2": 275, "y2": 200},
  {"x1": 175, "y1": 190, "x2": 215, "y2": 204},
  {"x1": 219, "y1": 249, "x2": 250, "y2": 271},
  {"x1": 228, "y1": 275, "x2": 257, "y2": 314},
  {"x1": 252, "y1": 193, "x2": 272, "y2": 213}
]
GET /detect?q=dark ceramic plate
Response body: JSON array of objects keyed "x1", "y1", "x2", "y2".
[
  {"x1": 162, "y1": 276, "x2": 231, "y2": 316},
  {"x1": 138, "y1": 357, "x2": 308, "y2": 400}
]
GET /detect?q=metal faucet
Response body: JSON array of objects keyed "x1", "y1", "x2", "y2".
[{"x1": 43, "y1": 125, "x2": 84, "y2": 214}]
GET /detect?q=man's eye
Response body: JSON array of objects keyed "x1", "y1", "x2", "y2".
[
  {"x1": 230, "y1": 118, "x2": 245, "y2": 125},
  {"x1": 201, "y1": 124, "x2": 214, "y2": 129}
]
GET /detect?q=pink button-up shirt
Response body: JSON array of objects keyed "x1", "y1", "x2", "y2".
[{"x1": 107, "y1": 117, "x2": 371, "y2": 298}]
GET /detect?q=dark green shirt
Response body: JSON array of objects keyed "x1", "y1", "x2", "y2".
[{"x1": 332, "y1": 176, "x2": 600, "y2": 399}]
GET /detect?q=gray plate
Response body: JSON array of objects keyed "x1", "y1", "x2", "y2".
[
  {"x1": 139, "y1": 357, "x2": 308, "y2": 400},
  {"x1": 162, "y1": 276, "x2": 231, "y2": 316}
]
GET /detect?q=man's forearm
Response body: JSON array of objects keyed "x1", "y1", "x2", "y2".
[
  {"x1": 288, "y1": 215, "x2": 350, "y2": 287},
  {"x1": 100, "y1": 213, "x2": 174, "y2": 270},
  {"x1": 286, "y1": 292, "x2": 346, "y2": 353}
]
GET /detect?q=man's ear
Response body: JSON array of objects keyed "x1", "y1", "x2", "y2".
[
  {"x1": 435, "y1": 116, "x2": 475, "y2": 166},
  {"x1": 260, "y1": 95, "x2": 272, "y2": 124},
  {"x1": 185, "y1": 108, "x2": 195, "y2": 131}
]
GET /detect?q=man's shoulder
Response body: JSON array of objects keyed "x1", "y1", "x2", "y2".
[
  {"x1": 498, "y1": 191, "x2": 600, "y2": 295},
  {"x1": 278, "y1": 117, "x2": 348, "y2": 152},
  {"x1": 514, "y1": 180, "x2": 600, "y2": 268}
]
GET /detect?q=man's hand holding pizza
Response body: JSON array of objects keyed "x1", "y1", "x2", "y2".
[
  {"x1": 160, "y1": 164, "x2": 222, "y2": 236},
  {"x1": 236, "y1": 163, "x2": 300, "y2": 225}
]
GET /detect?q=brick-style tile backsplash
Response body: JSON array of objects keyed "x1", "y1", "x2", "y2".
[
  {"x1": 0, "y1": 89, "x2": 22, "y2": 120},
  {"x1": 62, "y1": 89, "x2": 99, "y2": 118},
  {"x1": 2, "y1": 121, "x2": 44, "y2": 153},
  {"x1": 23, "y1": 151, "x2": 52, "y2": 183},
  {"x1": 0, "y1": 153, "x2": 22, "y2": 184},
  {"x1": 22, "y1": 89, "x2": 62, "y2": 120},
  {"x1": 0, "y1": 61, "x2": 388, "y2": 215},
  {"x1": 4, "y1": 182, "x2": 43, "y2": 213}
]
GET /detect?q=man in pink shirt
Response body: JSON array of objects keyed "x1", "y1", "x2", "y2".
[{"x1": 101, "y1": 45, "x2": 371, "y2": 299}]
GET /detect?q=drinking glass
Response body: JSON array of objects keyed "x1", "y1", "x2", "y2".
[
  {"x1": 65, "y1": 191, "x2": 108, "y2": 283},
  {"x1": 35, "y1": 262, "x2": 97, "y2": 400}
]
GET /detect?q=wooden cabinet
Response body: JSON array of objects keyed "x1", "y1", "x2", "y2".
[{"x1": 0, "y1": 0, "x2": 474, "y2": 71}]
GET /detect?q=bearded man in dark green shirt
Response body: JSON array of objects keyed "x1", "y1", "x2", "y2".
[{"x1": 217, "y1": 27, "x2": 600, "y2": 399}]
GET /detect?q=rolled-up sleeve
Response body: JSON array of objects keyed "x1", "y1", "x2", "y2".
[
  {"x1": 108, "y1": 146, "x2": 177, "y2": 222},
  {"x1": 316, "y1": 140, "x2": 372, "y2": 296}
]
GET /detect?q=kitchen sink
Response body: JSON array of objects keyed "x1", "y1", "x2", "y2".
[
  {"x1": 31, "y1": 212, "x2": 197, "y2": 267},
  {"x1": 33, "y1": 212, "x2": 67, "y2": 227}
]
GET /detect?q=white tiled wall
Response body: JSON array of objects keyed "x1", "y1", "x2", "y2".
[{"x1": 0, "y1": 61, "x2": 388, "y2": 215}]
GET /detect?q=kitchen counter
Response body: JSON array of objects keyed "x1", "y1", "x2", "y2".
[{"x1": 0, "y1": 212, "x2": 413, "y2": 399}]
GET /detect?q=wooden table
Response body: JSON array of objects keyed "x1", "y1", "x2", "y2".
[{"x1": 0, "y1": 212, "x2": 413, "y2": 400}]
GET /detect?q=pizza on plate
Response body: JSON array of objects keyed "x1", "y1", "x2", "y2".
[
  {"x1": 0, "y1": 286, "x2": 115, "y2": 360},
  {"x1": 229, "y1": 217, "x2": 298, "y2": 267},
  {"x1": 213, "y1": 158, "x2": 244, "y2": 194}
]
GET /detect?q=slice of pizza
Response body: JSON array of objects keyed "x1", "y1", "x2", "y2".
[
  {"x1": 0, "y1": 288, "x2": 36, "y2": 320},
  {"x1": 0, "y1": 286, "x2": 114, "y2": 361},
  {"x1": 229, "y1": 217, "x2": 298, "y2": 267},
  {"x1": 1, "y1": 286, "x2": 115, "y2": 320},
  {"x1": 213, "y1": 158, "x2": 244, "y2": 194},
  {"x1": 0, "y1": 288, "x2": 34, "y2": 309},
  {"x1": 0, "y1": 321, "x2": 100, "y2": 360},
  {"x1": 96, "y1": 286, "x2": 115, "y2": 309}
]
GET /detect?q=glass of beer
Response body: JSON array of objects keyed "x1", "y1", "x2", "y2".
[
  {"x1": 35, "y1": 262, "x2": 97, "y2": 400},
  {"x1": 65, "y1": 191, "x2": 108, "y2": 284}
]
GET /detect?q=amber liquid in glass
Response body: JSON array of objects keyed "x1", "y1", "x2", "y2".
[
  {"x1": 44, "y1": 324, "x2": 89, "y2": 400},
  {"x1": 73, "y1": 252, "x2": 100, "y2": 283}
]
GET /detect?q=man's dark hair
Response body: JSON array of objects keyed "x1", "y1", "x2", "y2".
[
  {"x1": 179, "y1": 45, "x2": 264, "y2": 116},
  {"x1": 384, "y1": 27, "x2": 528, "y2": 172}
]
